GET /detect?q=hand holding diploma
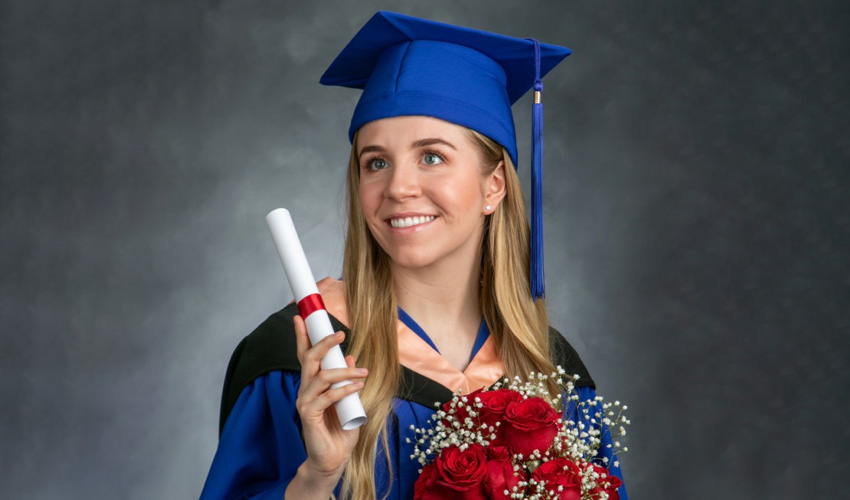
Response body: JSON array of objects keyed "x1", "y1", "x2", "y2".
[
  {"x1": 267, "y1": 209, "x2": 369, "y2": 498},
  {"x1": 266, "y1": 208, "x2": 368, "y2": 434}
]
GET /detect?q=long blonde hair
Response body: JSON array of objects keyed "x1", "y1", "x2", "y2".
[{"x1": 339, "y1": 127, "x2": 558, "y2": 500}]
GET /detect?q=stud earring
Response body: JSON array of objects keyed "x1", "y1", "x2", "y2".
[{"x1": 485, "y1": 205, "x2": 492, "y2": 212}]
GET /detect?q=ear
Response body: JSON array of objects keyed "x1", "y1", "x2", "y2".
[{"x1": 483, "y1": 160, "x2": 507, "y2": 213}]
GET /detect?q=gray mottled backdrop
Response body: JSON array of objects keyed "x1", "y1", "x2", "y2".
[{"x1": 1, "y1": 0, "x2": 847, "y2": 498}]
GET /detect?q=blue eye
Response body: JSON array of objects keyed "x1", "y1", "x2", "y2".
[
  {"x1": 367, "y1": 158, "x2": 388, "y2": 170},
  {"x1": 423, "y1": 152, "x2": 444, "y2": 165}
]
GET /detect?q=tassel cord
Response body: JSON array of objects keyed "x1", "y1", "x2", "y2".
[{"x1": 527, "y1": 38, "x2": 545, "y2": 300}]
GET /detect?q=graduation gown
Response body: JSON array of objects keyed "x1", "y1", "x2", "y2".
[{"x1": 200, "y1": 279, "x2": 627, "y2": 500}]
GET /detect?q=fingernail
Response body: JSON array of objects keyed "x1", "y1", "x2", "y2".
[{"x1": 357, "y1": 368, "x2": 368, "y2": 375}]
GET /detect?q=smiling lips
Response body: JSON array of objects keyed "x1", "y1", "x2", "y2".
[{"x1": 388, "y1": 215, "x2": 436, "y2": 229}]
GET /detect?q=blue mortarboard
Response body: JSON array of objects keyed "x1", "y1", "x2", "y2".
[{"x1": 320, "y1": 11, "x2": 572, "y2": 300}]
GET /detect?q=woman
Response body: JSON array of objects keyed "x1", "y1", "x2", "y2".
[{"x1": 200, "y1": 11, "x2": 627, "y2": 500}]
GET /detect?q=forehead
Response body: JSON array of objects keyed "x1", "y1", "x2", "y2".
[{"x1": 355, "y1": 116, "x2": 472, "y2": 150}]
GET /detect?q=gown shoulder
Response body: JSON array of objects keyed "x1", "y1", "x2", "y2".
[
  {"x1": 218, "y1": 302, "x2": 350, "y2": 434},
  {"x1": 548, "y1": 326, "x2": 595, "y2": 390}
]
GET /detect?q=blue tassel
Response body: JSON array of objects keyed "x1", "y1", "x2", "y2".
[{"x1": 528, "y1": 39, "x2": 545, "y2": 300}]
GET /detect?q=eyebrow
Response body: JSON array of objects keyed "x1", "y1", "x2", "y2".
[
  {"x1": 358, "y1": 137, "x2": 457, "y2": 157},
  {"x1": 412, "y1": 138, "x2": 457, "y2": 151},
  {"x1": 358, "y1": 144, "x2": 386, "y2": 156}
]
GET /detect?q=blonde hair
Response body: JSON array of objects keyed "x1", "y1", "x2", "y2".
[{"x1": 339, "y1": 127, "x2": 558, "y2": 500}]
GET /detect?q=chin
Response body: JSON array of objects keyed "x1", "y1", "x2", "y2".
[
  {"x1": 387, "y1": 254, "x2": 434, "y2": 270},
  {"x1": 383, "y1": 247, "x2": 439, "y2": 271}
]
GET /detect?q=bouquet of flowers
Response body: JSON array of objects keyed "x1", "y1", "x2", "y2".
[{"x1": 410, "y1": 368, "x2": 629, "y2": 500}]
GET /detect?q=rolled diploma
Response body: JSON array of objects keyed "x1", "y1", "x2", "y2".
[{"x1": 265, "y1": 208, "x2": 367, "y2": 430}]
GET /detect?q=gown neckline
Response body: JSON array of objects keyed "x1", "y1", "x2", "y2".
[{"x1": 397, "y1": 306, "x2": 490, "y2": 363}]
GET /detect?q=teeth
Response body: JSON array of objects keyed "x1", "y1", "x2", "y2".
[{"x1": 390, "y1": 215, "x2": 435, "y2": 228}]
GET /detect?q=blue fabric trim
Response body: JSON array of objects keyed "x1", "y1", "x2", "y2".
[
  {"x1": 469, "y1": 320, "x2": 489, "y2": 361},
  {"x1": 397, "y1": 307, "x2": 440, "y2": 353},
  {"x1": 396, "y1": 307, "x2": 490, "y2": 363}
]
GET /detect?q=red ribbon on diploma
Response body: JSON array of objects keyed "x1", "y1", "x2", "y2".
[{"x1": 297, "y1": 293, "x2": 326, "y2": 319}]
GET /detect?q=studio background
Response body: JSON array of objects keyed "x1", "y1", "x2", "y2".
[{"x1": 1, "y1": 1, "x2": 847, "y2": 499}]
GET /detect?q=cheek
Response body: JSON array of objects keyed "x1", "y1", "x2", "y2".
[
  {"x1": 358, "y1": 182, "x2": 380, "y2": 215},
  {"x1": 447, "y1": 175, "x2": 487, "y2": 212}
]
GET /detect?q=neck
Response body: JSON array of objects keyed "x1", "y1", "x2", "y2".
[{"x1": 391, "y1": 253, "x2": 482, "y2": 347}]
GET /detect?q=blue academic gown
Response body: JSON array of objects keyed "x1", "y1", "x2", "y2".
[{"x1": 200, "y1": 306, "x2": 627, "y2": 500}]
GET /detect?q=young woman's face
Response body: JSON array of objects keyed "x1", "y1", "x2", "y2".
[{"x1": 356, "y1": 116, "x2": 504, "y2": 273}]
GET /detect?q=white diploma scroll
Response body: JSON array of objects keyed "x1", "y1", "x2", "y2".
[{"x1": 265, "y1": 208, "x2": 367, "y2": 430}]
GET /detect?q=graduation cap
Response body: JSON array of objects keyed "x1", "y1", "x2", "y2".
[{"x1": 320, "y1": 11, "x2": 572, "y2": 300}]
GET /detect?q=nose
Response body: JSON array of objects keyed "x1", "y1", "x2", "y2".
[{"x1": 384, "y1": 162, "x2": 420, "y2": 201}]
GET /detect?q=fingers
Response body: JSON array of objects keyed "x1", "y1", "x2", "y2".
[
  {"x1": 305, "y1": 379, "x2": 365, "y2": 415},
  {"x1": 293, "y1": 317, "x2": 367, "y2": 421},
  {"x1": 296, "y1": 366, "x2": 366, "y2": 421},
  {"x1": 295, "y1": 316, "x2": 346, "y2": 375},
  {"x1": 304, "y1": 331, "x2": 344, "y2": 373},
  {"x1": 298, "y1": 365, "x2": 368, "y2": 402}
]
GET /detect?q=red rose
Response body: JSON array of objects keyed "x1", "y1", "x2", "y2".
[
  {"x1": 531, "y1": 458, "x2": 582, "y2": 500},
  {"x1": 476, "y1": 389, "x2": 523, "y2": 439},
  {"x1": 414, "y1": 463, "x2": 440, "y2": 500},
  {"x1": 503, "y1": 397, "x2": 561, "y2": 457},
  {"x1": 414, "y1": 444, "x2": 488, "y2": 500},
  {"x1": 485, "y1": 440, "x2": 510, "y2": 461},
  {"x1": 589, "y1": 464, "x2": 622, "y2": 500},
  {"x1": 485, "y1": 449, "x2": 526, "y2": 500},
  {"x1": 441, "y1": 388, "x2": 484, "y2": 428}
]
